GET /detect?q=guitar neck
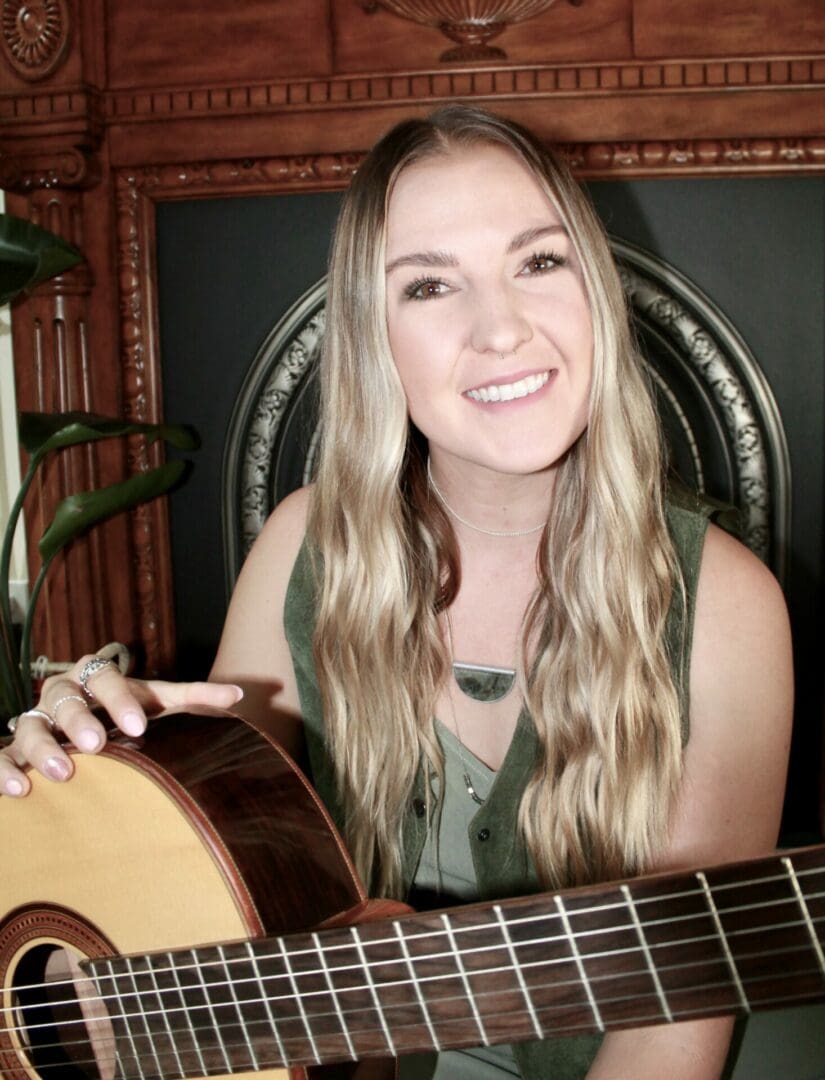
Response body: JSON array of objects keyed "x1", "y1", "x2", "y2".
[{"x1": 86, "y1": 844, "x2": 825, "y2": 1077}]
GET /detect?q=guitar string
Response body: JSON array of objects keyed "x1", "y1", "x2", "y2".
[
  {"x1": 3, "y1": 863, "x2": 822, "y2": 1064},
  {"x1": 5, "y1": 891, "x2": 823, "y2": 1058},
  {"x1": 10, "y1": 987, "x2": 825, "y2": 1080},
  {"x1": 7, "y1": 861, "x2": 824, "y2": 1005},
  {"x1": 4, "y1": 906, "x2": 823, "y2": 1069},
  {"x1": 3, "y1": 884, "x2": 823, "y2": 1051},
  {"x1": 10, "y1": 993, "x2": 825, "y2": 1080},
  {"x1": 4, "y1": 879, "x2": 823, "y2": 1068},
  {"x1": 5, "y1": 966, "x2": 824, "y2": 1078}
]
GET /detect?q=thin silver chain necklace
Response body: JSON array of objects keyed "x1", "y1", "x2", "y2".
[{"x1": 427, "y1": 457, "x2": 545, "y2": 538}]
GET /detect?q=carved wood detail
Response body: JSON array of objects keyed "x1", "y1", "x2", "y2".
[
  {"x1": 564, "y1": 137, "x2": 825, "y2": 176},
  {"x1": 0, "y1": 146, "x2": 100, "y2": 192},
  {"x1": 113, "y1": 173, "x2": 175, "y2": 677},
  {"x1": 101, "y1": 56, "x2": 825, "y2": 120},
  {"x1": 11, "y1": 185, "x2": 112, "y2": 668},
  {"x1": 365, "y1": 0, "x2": 568, "y2": 63},
  {"x1": 0, "y1": 0, "x2": 71, "y2": 82}
]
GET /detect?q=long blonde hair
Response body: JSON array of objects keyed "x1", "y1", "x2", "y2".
[{"x1": 310, "y1": 105, "x2": 683, "y2": 897}]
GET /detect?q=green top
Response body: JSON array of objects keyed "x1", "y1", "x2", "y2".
[{"x1": 283, "y1": 497, "x2": 712, "y2": 1079}]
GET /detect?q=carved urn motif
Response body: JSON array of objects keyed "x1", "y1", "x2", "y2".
[{"x1": 368, "y1": 0, "x2": 567, "y2": 61}]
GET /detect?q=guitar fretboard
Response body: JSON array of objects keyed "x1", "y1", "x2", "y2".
[{"x1": 87, "y1": 847, "x2": 825, "y2": 1080}]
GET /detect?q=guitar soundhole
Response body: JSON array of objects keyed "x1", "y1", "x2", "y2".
[{"x1": 11, "y1": 944, "x2": 104, "y2": 1079}]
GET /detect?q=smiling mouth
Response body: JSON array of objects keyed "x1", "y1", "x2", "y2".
[{"x1": 465, "y1": 371, "x2": 551, "y2": 403}]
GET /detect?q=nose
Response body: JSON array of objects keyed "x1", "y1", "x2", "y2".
[{"x1": 467, "y1": 283, "x2": 533, "y2": 358}]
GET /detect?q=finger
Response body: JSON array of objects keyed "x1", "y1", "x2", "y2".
[
  {"x1": 6, "y1": 711, "x2": 74, "y2": 785},
  {"x1": 0, "y1": 741, "x2": 32, "y2": 797},
  {"x1": 46, "y1": 681, "x2": 109, "y2": 753},
  {"x1": 148, "y1": 680, "x2": 245, "y2": 714},
  {"x1": 67, "y1": 657, "x2": 147, "y2": 737}
]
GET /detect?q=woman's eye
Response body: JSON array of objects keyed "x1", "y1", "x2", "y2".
[
  {"x1": 404, "y1": 277, "x2": 449, "y2": 301},
  {"x1": 520, "y1": 251, "x2": 567, "y2": 276}
]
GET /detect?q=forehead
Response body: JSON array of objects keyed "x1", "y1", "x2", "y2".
[{"x1": 385, "y1": 144, "x2": 561, "y2": 249}]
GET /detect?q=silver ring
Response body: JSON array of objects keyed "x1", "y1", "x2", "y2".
[
  {"x1": 7, "y1": 708, "x2": 58, "y2": 736},
  {"x1": 53, "y1": 694, "x2": 87, "y2": 715},
  {"x1": 79, "y1": 656, "x2": 114, "y2": 698}
]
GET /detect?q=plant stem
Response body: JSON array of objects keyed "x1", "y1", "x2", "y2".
[
  {"x1": 0, "y1": 456, "x2": 37, "y2": 712},
  {"x1": 19, "y1": 553, "x2": 51, "y2": 707},
  {"x1": 0, "y1": 613, "x2": 24, "y2": 719}
]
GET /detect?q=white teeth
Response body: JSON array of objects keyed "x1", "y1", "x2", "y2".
[{"x1": 466, "y1": 371, "x2": 550, "y2": 404}]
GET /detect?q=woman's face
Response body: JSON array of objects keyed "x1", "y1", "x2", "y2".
[{"x1": 385, "y1": 144, "x2": 594, "y2": 479}]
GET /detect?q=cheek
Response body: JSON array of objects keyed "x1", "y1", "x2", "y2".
[{"x1": 387, "y1": 313, "x2": 441, "y2": 391}]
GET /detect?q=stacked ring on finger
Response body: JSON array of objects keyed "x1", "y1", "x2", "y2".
[
  {"x1": 7, "y1": 708, "x2": 59, "y2": 736},
  {"x1": 53, "y1": 693, "x2": 87, "y2": 716},
  {"x1": 79, "y1": 656, "x2": 114, "y2": 698}
]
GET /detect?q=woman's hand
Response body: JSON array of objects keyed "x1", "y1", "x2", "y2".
[{"x1": 0, "y1": 652, "x2": 243, "y2": 797}]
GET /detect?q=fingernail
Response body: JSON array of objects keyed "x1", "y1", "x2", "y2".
[
  {"x1": 230, "y1": 685, "x2": 244, "y2": 702},
  {"x1": 76, "y1": 728, "x2": 101, "y2": 752},
  {"x1": 4, "y1": 778, "x2": 24, "y2": 796},
  {"x1": 44, "y1": 757, "x2": 71, "y2": 782},
  {"x1": 121, "y1": 711, "x2": 145, "y2": 737}
]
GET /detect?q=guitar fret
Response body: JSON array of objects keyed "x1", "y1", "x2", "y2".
[
  {"x1": 217, "y1": 943, "x2": 260, "y2": 1071},
  {"x1": 312, "y1": 931, "x2": 357, "y2": 1059},
  {"x1": 440, "y1": 913, "x2": 490, "y2": 1045},
  {"x1": 554, "y1": 896, "x2": 605, "y2": 1032},
  {"x1": 696, "y1": 872, "x2": 751, "y2": 1013},
  {"x1": 393, "y1": 920, "x2": 441, "y2": 1051},
  {"x1": 189, "y1": 947, "x2": 234, "y2": 1073},
  {"x1": 145, "y1": 957, "x2": 186, "y2": 1077},
  {"x1": 124, "y1": 956, "x2": 165, "y2": 1078},
  {"x1": 493, "y1": 904, "x2": 544, "y2": 1039},
  {"x1": 620, "y1": 884, "x2": 673, "y2": 1022},
  {"x1": 166, "y1": 950, "x2": 208, "y2": 1076},
  {"x1": 92, "y1": 965, "x2": 145, "y2": 1080},
  {"x1": 245, "y1": 940, "x2": 289, "y2": 1065},
  {"x1": 279, "y1": 936, "x2": 322, "y2": 1063},
  {"x1": 350, "y1": 925, "x2": 397, "y2": 1055},
  {"x1": 781, "y1": 857, "x2": 825, "y2": 976}
]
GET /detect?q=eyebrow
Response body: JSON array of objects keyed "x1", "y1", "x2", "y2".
[{"x1": 385, "y1": 223, "x2": 569, "y2": 274}]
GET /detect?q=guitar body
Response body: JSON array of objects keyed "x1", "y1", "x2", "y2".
[{"x1": 0, "y1": 712, "x2": 395, "y2": 1080}]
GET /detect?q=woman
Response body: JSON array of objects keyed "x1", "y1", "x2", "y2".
[{"x1": 0, "y1": 106, "x2": 793, "y2": 1078}]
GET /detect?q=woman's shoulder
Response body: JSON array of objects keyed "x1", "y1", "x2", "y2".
[
  {"x1": 690, "y1": 521, "x2": 792, "y2": 764},
  {"x1": 696, "y1": 521, "x2": 787, "y2": 629},
  {"x1": 222, "y1": 486, "x2": 314, "y2": 633},
  {"x1": 255, "y1": 484, "x2": 313, "y2": 550}
]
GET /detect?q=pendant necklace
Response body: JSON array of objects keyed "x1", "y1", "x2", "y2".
[{"x1": 444, "y1": 610, "x2": 521, "y2": 807}]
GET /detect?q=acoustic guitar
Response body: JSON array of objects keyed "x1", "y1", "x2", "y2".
[{"x1": 1, "y1": 711, "x2": 824, "y2": 1080}]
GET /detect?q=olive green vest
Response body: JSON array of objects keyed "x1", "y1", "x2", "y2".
[{"x1": 283, "y1": 497, "x2": 712, "y2": 1079}]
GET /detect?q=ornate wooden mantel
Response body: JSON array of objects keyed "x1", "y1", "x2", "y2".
[{"x1": 1, "y1": 0, "x2": 824, "y2": 676}]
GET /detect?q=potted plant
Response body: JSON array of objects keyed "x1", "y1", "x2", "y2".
[{"x1": 0, "y1": 213, "x2": 197, "y2": 724}]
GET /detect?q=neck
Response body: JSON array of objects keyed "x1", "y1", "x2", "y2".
[{"x1": 427, "y1": 456, "x2": 553, "y2": 541}]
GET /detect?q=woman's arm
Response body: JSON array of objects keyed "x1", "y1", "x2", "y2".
[
  {"x1": 209, "y1": 484, "x2": 311, "y2": 756},
  {"x1": 587, "y1": 523, "x2": 794, "y2": 1078},
  {"x1": 0, "y1": 485, "x2": 311, "y2": 792}
]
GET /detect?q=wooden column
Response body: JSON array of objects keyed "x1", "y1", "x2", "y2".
[{"x1": 1, "y1": 0, "x2": 169, "y2": 675}]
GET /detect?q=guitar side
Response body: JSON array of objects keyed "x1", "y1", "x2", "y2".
[{"x1": 0, "y1": 712, "x2": 371, "y2": 1080}]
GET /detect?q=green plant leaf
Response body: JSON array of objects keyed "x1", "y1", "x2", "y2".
[
  {"x1": 38, "y1": 461, "x2": 187, "y2": 564},
  {"x1": 0, "y1": 213, "x2": 83, "y2": 306},
  {"x1": 18, "y1": 412, "x2": 199, "y2": 459}
]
